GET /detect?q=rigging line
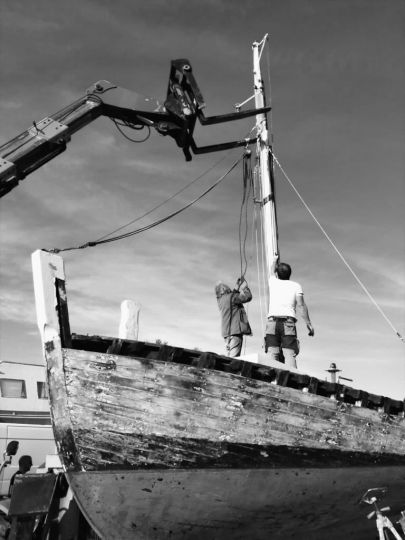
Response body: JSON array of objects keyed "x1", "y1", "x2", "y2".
[
  {"x1": 239, "y1": 158, "x2": 246, "y2": 278},
  {"x1": 248, "y1": 194, "x2": 256, "y2": 270},
  {"x1": 253, "y1": 205, "x2": 266, "y2": 339},
  {"x1": 251, "y1": 161, "x2": 267, "y2": 337},
  {"x1": 243, "y1": 159, "x2": 254, "y2": 276},
  {"x1": 92, "y1": 157, "x2": 243, "y2": 245},
  {"x1": 242, "y1": 155, "x2": 251, "y2": 275},
  {"x1": 257, "y1": 33, "x2": 268, "y2": 60},
  {"x1": 271, "y1": 151, "x2": 405, "y2": 344},
  {"x1": 264, "y1": 37, "x2": 274, "y2": 143},
  {"x1": 50, "y1": 156, "x2": 243, "y2": 253},
  {"x1": 241, "y1": 200, "x2": 257, "y2": 355},
  {"x1": 239, "y1": 153, "x2": 253, "y2": 279},
  {"x1": 94, "y1": 153, "x2": 232, "y2": 243},
  {"x1": 257, "y1": 197, "x2": 269, "y2": 329},
  {"x1": 253, "y1": 163, "x2": 268, "y2": 310}
]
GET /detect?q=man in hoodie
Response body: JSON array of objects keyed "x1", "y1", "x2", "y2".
[{"x1": 215, "y1": 277, "x2": 252, "y2": 357}]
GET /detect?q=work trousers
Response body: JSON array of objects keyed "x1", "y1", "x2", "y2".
[
  {"x1": 265, "y1": 317, "x2": 298, "y2": 369},
  {"x1": 224, "y1": 334, "x2": 243, "y2": 357}
]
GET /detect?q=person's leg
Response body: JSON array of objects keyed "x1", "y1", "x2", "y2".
[
  {"x1": 266, "y1": 346, "x2": 280, "y2": 362},
  {"x1": 281, "y1": 319, "x2": 298, "y2": 369},
  {"x1": 282, "y1": 347, "x2": 297, "y2": 368},
  {"x1": 265, "y1": 318, "x2": 283, "y2": 362},
  {"x1": 224, "y1": 336, "x2": 231, "y2": 356},
  {"x1": 227, "y1": 334, "x2": 243, "y2": 357}
]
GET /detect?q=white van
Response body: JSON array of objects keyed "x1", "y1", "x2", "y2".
[{"x1": 0, "y1": 361, "x2": 56, "y2": 496}]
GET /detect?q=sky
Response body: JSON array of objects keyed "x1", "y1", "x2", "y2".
[{"x1": 0, "y1": 0, "x2": 404, "y2": 399}]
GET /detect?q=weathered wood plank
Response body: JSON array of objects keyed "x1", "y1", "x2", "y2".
[
  {"x1": 63, "y1": 354, "x2": 400, "y2": 452},
  {"x1": 60, "y1": 348, "x2": 405, "y2": 470},
  {"x1": 70, "y1": 334, "x2": 405, "y2": 416},
  {"x1": 66, "y1": 385, "x2": 399, "y2": 452},
  {"x1": 64, "y1": 348, "x2": 404, "y2": 435}
]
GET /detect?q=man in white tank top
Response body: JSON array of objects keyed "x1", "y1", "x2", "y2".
[{"x1": 265, "y1": 255, "x2": 314, "y2": 368}]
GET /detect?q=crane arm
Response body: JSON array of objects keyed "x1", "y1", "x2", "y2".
[
  {"x1": 0, "y1": 83, "x2": 169, "y2": 198},
  {"x1": 0, "y1": 59, "x2": 271, "y2": 198}
]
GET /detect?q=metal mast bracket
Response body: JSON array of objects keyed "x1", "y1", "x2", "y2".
[{"x1": 164, "y1": 59, "x2": 271, "y2": 160}]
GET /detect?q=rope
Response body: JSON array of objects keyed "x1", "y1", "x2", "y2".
[
  {"x1": 94, "y1": 153, "x2": 231, "y2": 243},
  {"x1": 48, "y1": 155, "x2": 243, "y2": 253},
  {"x1": 271, "y1": 150, "x2": 405, "y2": 344},
  {"x1": 254, "y1": 161, "x2": 270, "y2": 342},
  {"x1": 238, "y1": 151, "x2": 254, "y2": 280},
  {"x1": 253, "y1": 203, "x2": 266, "y2": 339},
  {"x1": 265, "y1": 36, "x2": 274, "y2": 143},
  {"x1": 241, "y1": 182, "x2": 262, "y2": 352}
]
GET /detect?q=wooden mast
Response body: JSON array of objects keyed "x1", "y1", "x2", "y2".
[{"x1": 253, "y1": 35, "x2": 279, "y2": 302}]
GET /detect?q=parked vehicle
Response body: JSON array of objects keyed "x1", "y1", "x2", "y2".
[{"x1": 0, "y1": 361, "x2": 55, "y2": 496}]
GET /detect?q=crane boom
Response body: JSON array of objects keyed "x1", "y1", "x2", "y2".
[{"x1": 0, "y1": 59, "x2": 271, "y2": 198}]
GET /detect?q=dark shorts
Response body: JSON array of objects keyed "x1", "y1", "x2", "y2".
[{"x1": 264, "y1": 317, "x2": 298, "y2": 352}]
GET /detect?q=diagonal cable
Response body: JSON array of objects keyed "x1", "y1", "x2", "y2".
[
  {"x1": 271, "y1": 150, "x2": 404, "y2": 344},
  {"x1": 49, "y1": 155, "x2": 243, "y2": 253}
]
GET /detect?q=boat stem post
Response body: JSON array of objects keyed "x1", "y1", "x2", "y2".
[{"x1": 31, "y1": 249, "x2": 71, "y2": 347}]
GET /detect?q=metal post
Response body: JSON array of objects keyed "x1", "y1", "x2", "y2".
[{"x1": 326, "y1": 363, "x2": 341, "y2": 384}]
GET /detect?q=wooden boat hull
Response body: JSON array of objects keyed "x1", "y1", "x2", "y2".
[
  {"x1": 52, "y1": 342, "x2": 405, "y2": 539},
  {"x1": 31, "y1": 250, "x2": 405, "y2": 539},
  {"x1": 69, "y1": 466, "x2": 405, "y2": 539},
  {"x1": 51, "y1": 345, "x2": 405, "y2": 470}
]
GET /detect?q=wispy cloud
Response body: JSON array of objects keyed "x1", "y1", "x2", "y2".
[
  {"x1": 0, "y1": 0, "x2": 404, "y2": 402},
  {"x1": 0, "y1": 100, "x2": 22, "y2": 110}
]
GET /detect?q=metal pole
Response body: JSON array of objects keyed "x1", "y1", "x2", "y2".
[{"x1": 253, "y1": 36, "x2": 279, "y2": 301}]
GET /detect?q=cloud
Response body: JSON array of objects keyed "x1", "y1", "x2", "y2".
[
  {"x1": 0, "y1": 100, "x2": 22, "y2": 110},
  {"x1": 0, "y1": 0, "x2": 404, "y2": 402},
  {"x1": 0, "y1": 289, "x2": 36, "y2": 326}
]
